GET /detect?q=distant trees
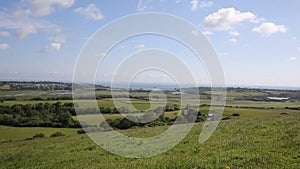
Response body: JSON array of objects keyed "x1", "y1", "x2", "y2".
[
  {"x1": 100, "y1": 106, "x2": 206, "y2": 130},
  {"x1": 0, "y1": 102, "x2": 81, "y2": 128},
  {"x1": 100, "y1": 113, "x2": 173, "y2": 130}
]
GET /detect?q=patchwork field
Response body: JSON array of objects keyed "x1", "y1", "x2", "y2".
[{"x1": 0, "y1": 86, "x2": 299, "y2": 168}]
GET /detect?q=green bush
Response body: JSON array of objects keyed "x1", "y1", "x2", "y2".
[
  {"x1": 77, "y1": 129, "x2": 86, "y2": 134},
  {"x1": 50, "y1": 131, "x2": 65, "y2": 137},
  {"x1": 33, "y1": 133, "x2": 45, "y2": 139},
  {"x1": 231, "y1": 113, "x2": 240, "y2": 116}
]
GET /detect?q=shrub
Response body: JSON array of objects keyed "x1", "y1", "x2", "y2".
[
  {"x1": 50, "y1": 131, "x2": 65, "y2": 137},
  {"x1": 222, "y1": 116, "x2": 231, "y2": 120},
  {"x1": 77, "y1": 129, "x2": 86, "y2": 134},
  {"x1": 33, "y1": 133, "x2": 45, "y2": 139},
  {"x1": 231, "y1": 113, "x2": 240, "y2": 117}
]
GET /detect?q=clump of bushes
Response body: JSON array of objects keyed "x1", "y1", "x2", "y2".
[
  {"x1": 231, "y1": 113, "x2": 240, "y2": 117},
  {"x1": 33, "y1": 133, "x2": 45, "y2": 139},
  {"x1": 50, "y1": 131, "x2": 65, "y2": 137},
  {"x1": 77, "y1": 129, "x2": 86, "y2": 134}
]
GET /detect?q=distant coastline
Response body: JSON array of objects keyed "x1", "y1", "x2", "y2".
[{"x1": 1, "y1": 80, "x2": 299, "y2": 90}]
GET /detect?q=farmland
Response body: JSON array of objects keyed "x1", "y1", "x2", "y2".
[{"x1": 0, "y1": 81, "x2": 299, "y2": 168}]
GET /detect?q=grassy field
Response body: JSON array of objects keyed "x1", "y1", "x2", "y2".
[
  {"x1": 0, "y1": 113, "x2": 299, "y2": 168},
  {"x1": 0, "y1": 88, "x2": 299, "y2": 168},
  {"x1": 0, "y1": 125, "x2": 78, "y2": 142}
]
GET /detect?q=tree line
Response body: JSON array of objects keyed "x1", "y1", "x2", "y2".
[
  {"x1": 0, "y1": 102, "x2": 80, "y2": 128},
  {"x1": 100, "y1": 106, "x2": 206, "y2": 130}
]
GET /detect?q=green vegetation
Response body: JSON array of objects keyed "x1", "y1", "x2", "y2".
[
  {"x1": 0, "y1": 102, "x2": 80, "y2": 127},
  {"x1": 50, "y1": 131, "x2": 65, "y2": 137},
  {"x1": 0, "y1": 81, "x2": 299, "y2": 168},
  {"x1": 0, "y1": 125, "x2": 77, "y2": 142},
  {"x1": 33, "y1": 133, "x2": 45, "y2": 139},
  {"x1": 0, "y1": 114, "x2": 299, "y2": 168}
]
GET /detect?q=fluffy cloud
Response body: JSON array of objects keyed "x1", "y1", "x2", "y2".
[
  {"x1": 229, "y1": 38, "x2": 237, "y2": 43},
  {"x1": 22, "y1": 0, "x2": 75, "y2": 17},
  {"x1": 202, "y1": 31, "x2": 213, "y2": 36},
  {"x1": 199, "y1": 1, "x2": 213, "y2": 8},
  {"x1": 0, "y1": 43, "x2": 10, "y2": 51},
  {"x1": 191, "y1": 29, "x2": 200, "y2": 36},
  {"x1": 190, "y1": 0, "x2": 198, "y2": 11},
  {"x1": 48, "y1": 34, "x2": 66, "y2": 43},
  {"x1": 16, "y1": 24, "x2": 38, "y2": 39},
  {"x1": 43, "y1": 42, "x2": 61, "y2": 53},
  {"x1": 0, "y1": 11, "x2": 56, "y2": 39},
  {"x1": 0, "y1": 31, "x2": 10, "y2": 37},
  {"x1": 0, "y1": 0, "x2": 74, "y2": 39},
  {"x1": 137, "y1": 0, "x2": 152, "y2": 11},
  {"x1": 75, "y1": 4, "x2": 104, "y2": 20},
  {"x1": 229, "y1": 31, "x2": 240, "y2": 36},
  {"x1": 252, "y1": 22, "x2": 287, "y2": 36},
  {"x1": 288, "y1": 56, "x2": 297, "y2": 61},
  {"x1": 203, "y1": 8, "x2": 257, "y2": 31}
]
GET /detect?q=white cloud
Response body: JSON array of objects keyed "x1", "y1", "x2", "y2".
[
  {"x1": 190, "y1": 0, "x2": 198, "y2": 11},
  {"x1": 43, "y1": 42, "x2": 61, "y2": 53},
  {"x1": 288, "y1": 56, "x2": 297, "y2": 61},
  {"x1": 75, "y1": 4, "x2": 104, "y2": 21},
  {"x1": 203, "y1": 8, "x2": 257, "y2": 31},
  {"x1": 134, "y1": 44, "x2": 145, "y2": 50},
  {"x1": 229, "y1": 38, "x2": 237, "y2": 43},
  {"x1": 137, "y1": 0, "x2": 153, "y2": 11},
  {"x1": 16, "y1": 24, "x2": 38, "y2": 39},
  {"x1": 0, "y1": 43, "x2": 10, "y2": 51},
  {"x1": 202, "y1": 30, "x2": 213, "y2": 36},
  {"x1": 0, "y1": 31, "x2": 10, "y2": 37},
  {"x1": 191, "y1": 29, "x2": 200, "y2": 36},
  {"x1": 298, "y1": 47, "x2": 300, "y2": 51},
  {"x1": 292, "y1": 37, "x2": 296, "y2": 40},
  {"x1": 199, "y1": 1, "x2": 213, "y2": 8},
  {"x1": 22, "y1": 0, "x2": 75, "y2": 17},
  {"x1": 229, "y1": 31, "x2": 240, "y2": 36},
  {"x1": 253, "y1": 22, "x2": 287, "y2": 36},
  {"x1": 0, "y1": 11, "x2": 57, "y2": 39},
  {"x1": 48, "y1": 34, "x2": 66, "y2": 43},
  {"x1": 0, "y1": 0, "x2": 73, "y2": 39}
]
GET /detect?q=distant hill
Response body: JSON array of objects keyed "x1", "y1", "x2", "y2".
[{"x1": 0, "y1": 81, "x2": 109, "y2": 91}]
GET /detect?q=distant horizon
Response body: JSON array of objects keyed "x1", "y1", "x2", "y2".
[
  {"x1": 1, "y1": 1, "x2": 300, "y2": 88},
  {"x1": 1, "y1": 80, "x2": 299, "y2": 90}
]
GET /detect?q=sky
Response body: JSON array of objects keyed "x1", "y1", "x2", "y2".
[{"x1": 0, "y1": 0, "x2": 300, "y2": 87}]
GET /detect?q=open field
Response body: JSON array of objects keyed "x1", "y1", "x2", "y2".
[
  {"x1": 0, "y1": 114, "x2": 299, "y2": 168},
  {"x1": 0, "y1": 125, "x2": 78, "y2": 142},
  {"x1": 0, "y1": 86, "x2": 299, "y2": 168}
]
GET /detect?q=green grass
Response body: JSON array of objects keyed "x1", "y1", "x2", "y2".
[
  {"x1": 226, "y1": 100, "x2": 300, "y2": 109},
  {"x1": 0, "y1": 114, "x2": 299, "y2": 168},
  {"x1": 0, "y1": 125, "x2": 78, "y2": 142},
  {"x1": 0, "y1": 88, "x2": 300, "y2": 168}
]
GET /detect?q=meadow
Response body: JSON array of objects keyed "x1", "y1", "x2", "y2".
[
  {"x1": 0, "y1": 113, "x2": 299, "y2": 168},
  {"x1": 0, "y1": 85, "x2": 299, "y2": 168}
]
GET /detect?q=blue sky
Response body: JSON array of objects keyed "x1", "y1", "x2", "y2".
[{"x1": 0, "y1": 0, "x2": 299, "y2": 87}]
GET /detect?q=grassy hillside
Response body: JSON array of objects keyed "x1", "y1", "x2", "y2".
[
  {"x1": 0, "y1": 86, "x2": 299, "y2": 168},
  {"x1": 0, "y1": 113, "x2": 299, "y2": 168},
  {"x1": 0, "y1": 125, "x2": 78, "y2": 142}
]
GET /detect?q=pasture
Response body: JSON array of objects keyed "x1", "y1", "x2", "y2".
[{"x1": 0, "y1": 87, "x2": 299, "y2": 168}]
